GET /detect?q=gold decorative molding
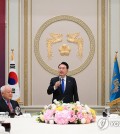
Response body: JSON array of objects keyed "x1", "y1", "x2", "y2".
[
  {"x1": 97, "y1": 0, "x2": 99, "y2": 105},
  {"x1": 30, "y1": 0, "x2": 32, "y2": 105},
  {"x1": 109, "y1": 0, "x2": 111, "y2": 104},
  {"x1": 18, "y1": 0, "x2": 20, "y2": 86},
  {"x1": 24, "y1": 0, "x2": 28, "y2": 105},
  {"x1": 34, "y1": 15, "x2": 95, "y2": 76},
  {"x1": 101, "y1": 0, "x2": 105, "y2": 105}
]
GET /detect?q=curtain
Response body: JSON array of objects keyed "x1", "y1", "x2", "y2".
[{"x1": 0, "y1": 0, "x2": 5, "y2": 96}]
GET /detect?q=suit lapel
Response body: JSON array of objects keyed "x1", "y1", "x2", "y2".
[
  {"x1": 10, "y1": 100, "x2": 14, "y2": 109},
  {"x1": 1, "y1": 98, "x2": 10, "y2": 112}
]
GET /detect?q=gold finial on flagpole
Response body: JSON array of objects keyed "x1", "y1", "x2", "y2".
[
  {"x1": 11, "y1": 49, "x2": 14, "y2": 61},
  {"x1": 115, "y1": 51, "x2": 118, "y2": 55},
  {"x1": 115, "y1": 51, "x2": 118, "y2": 59}
]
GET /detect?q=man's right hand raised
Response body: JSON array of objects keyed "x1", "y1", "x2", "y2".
[{"x1": 53, "y1": 81, "x2": 61, "y2": 90}]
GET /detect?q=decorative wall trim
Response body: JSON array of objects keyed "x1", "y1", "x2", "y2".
[
  {"x1": 101, "y1": 0, "x2": 105, "y2": 105},
  {"x1": 97, "y1": 0, "x2": 99, "y2": 105},
  {"x1": 30, "y1": 0, "x2": 32, "y2": 104},
  {"x1": 34, "y1": 15, "x2": 95, "y2": 76},
  {"x1": 24, "y1": 0, "x2": 28, "y2": 105},
  {"x1": 109, "y1": 0, "x2": 111, "y2": 102},
  {"x1": 18, "y1": 0, "x2": 20, "y2": 85}
]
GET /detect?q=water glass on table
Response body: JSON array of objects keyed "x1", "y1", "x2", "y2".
[
  {"x1": 1, "y1": 122, "x2": 11, "y2": 133},
  {"x1": 15, "y1": 106, "x2": 21, "y2": 116}
]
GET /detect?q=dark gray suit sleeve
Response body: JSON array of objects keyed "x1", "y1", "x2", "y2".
[
  {"x1": 12, "y1": 100, "x2": 20, "y2": 109},
  {"x1": 47, "y1": 78, "x2": 54, "y2": 95},
  {"x1": 73, "y1": 78, "x2": 79, "y2": 102}
]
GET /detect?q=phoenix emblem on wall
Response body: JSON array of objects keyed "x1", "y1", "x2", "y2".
[{"x1": 47, "y1": 33, "x2": 84, "y2": 59}]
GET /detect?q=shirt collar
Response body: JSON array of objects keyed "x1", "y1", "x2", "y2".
[
  {"x1": 2, "y1": 97, "x2": 10, "y2": 103},
  {"x1": 59, "y1": 76, "x2": 66, "y2": 81}
]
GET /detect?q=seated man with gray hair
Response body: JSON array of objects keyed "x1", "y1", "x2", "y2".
[{"x1": 0, "y1": 85, "x2": 21, "y2": 116}]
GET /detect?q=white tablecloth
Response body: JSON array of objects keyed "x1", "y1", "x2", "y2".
[{"x1": 8, "y1": 115, "x2": 120, "y2": 134}]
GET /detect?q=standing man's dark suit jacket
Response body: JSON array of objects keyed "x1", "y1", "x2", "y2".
[
  {"x1": 0, "y1": 98, "x2": 20, "y2": 113},
  {"x1": 47, "y1": 76, "x2": 79, "y2": 103}
]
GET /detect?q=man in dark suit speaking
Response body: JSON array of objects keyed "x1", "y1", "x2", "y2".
[
  {"x1": 0, "y1": 85, "x2": 21, "y2": 115},
  {"x1": 47, "y1": 62, "x2": 79, "y2": 103}
]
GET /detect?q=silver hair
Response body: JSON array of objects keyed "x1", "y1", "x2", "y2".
[
  {"x1": 0, "y1": 85, "x2": 11, "y2": 93},
  {"x1": 0, "y1": 86, "x2": 5, "y2": 93}
]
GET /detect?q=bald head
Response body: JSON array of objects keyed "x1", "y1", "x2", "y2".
[{"x1": 1, "y1": 85, "x2": 13, "y2": 100}]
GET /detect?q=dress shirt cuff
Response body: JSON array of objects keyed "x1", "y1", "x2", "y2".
[{"x1": 53, "y1": 86, "x2": 56, "y2": 90}]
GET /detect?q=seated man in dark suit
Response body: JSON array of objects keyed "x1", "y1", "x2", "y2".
[
  {"x1": 0, "y1": 85, "x2": 21, "y2": 116},
  {"x1": 47, "y1": 62, "x2": 79, "y2": 103}
]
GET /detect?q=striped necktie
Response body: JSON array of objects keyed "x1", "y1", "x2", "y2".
[{"x1": 7, "y1": 101, "x2": 13, "y2": 112}]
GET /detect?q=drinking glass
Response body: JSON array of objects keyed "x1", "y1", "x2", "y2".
[
  {"x1": 15, "y1": 106, "x2": 21, "y2": 116},
  {"x1": 105, "y1": 106, "x2": 110, "y2": 117},
  {"x1": 1, "y1": 122, "x2": 11, "y2": 133}
]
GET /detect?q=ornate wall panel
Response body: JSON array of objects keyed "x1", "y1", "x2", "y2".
[
  {"x1": 32, "y1": 0, "x2": 98, "y2": 105},
  {"x1": 6, "y1": 0, "x2": 109, "y2": 106}
]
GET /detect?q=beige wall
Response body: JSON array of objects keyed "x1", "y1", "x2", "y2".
[
  {"x1": 6, "y1": 0, "x2": 119, "y2": 106},
  {"x1": 32, "y1": 0, "x2": 98, "y2": 105}
]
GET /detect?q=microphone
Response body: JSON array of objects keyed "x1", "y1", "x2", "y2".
[
  {"x1": 61, "y1": 96, "x2": 66, "y2": 102},
  {"x1": 59, "y1": 78, "x2": 61, "y2": 83}
]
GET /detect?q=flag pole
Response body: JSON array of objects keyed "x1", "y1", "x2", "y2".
[{"x1": 8, "y1": 49, "x2": 21, "y2": 102}]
